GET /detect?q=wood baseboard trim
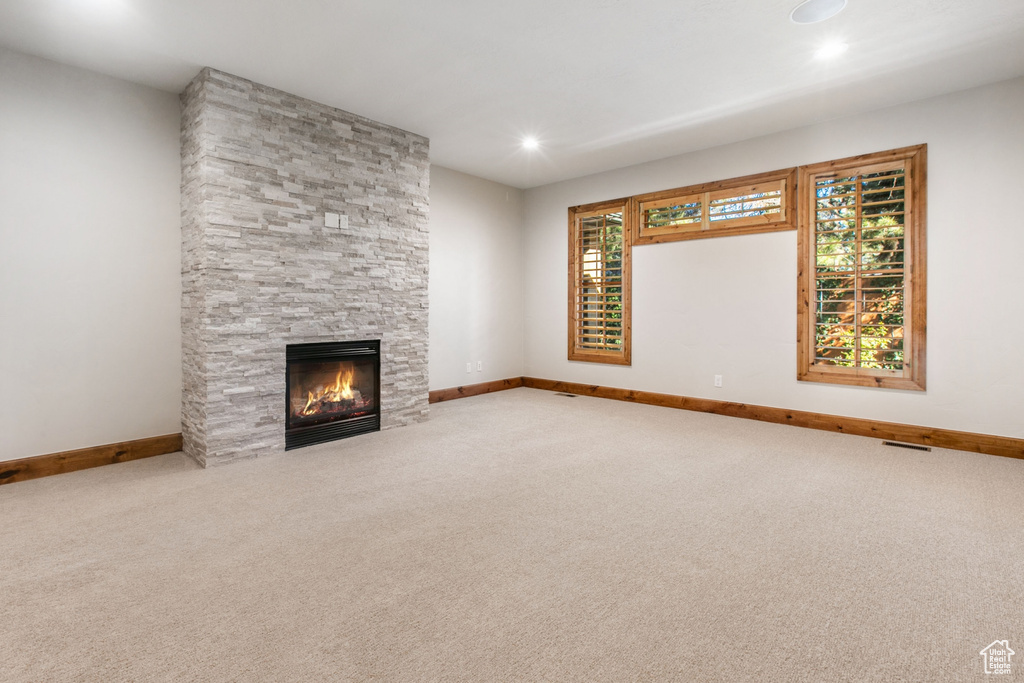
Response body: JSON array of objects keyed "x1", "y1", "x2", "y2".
[
  {"x1": 521, "y1": 377, "x2": 1024, "y2": 461},
  {"x1": 7, "y1": 376, "x2": 1016, "y2": 485},
  {"x1": 0, "y1": 434, "x2": 184, "y2": 486},
  {"x1": 429, "y1": 377, "x2": 524, "y2": 404}
]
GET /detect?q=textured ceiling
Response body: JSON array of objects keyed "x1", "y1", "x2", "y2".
[{"x1": 1, "y1": 0, "x2": 1023, "y2": 188}]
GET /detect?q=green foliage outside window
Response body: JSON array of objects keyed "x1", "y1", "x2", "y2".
[{"x1": 813, "y1": 169, "x2": 906, "y2": 371}]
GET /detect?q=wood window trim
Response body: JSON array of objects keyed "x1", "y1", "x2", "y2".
[
  {"x1": 797, "y1": 144, "x2": 927, "y2": 391},
  {"x1": 632, "y1": 167, "x2": 797, "y2": 245},
  {"x1": 568, "y1": 198, "x2": 632, "y2": 365}
]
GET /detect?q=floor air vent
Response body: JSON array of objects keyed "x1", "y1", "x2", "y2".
[
  {"x1": 555, "y1": 393, "x2": 577, "y2": 398},
  {"x1": 882, "y1": 441, "x2": 931, "y2": 452}
]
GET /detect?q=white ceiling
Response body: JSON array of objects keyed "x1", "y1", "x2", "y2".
[{"x1": 2, "y1": 0, "x2": 1023, "y2": 188}]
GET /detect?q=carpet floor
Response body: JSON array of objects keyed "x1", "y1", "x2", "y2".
[{"x1": 1, "y1": 388, "x2": 1021, "y2": 682}]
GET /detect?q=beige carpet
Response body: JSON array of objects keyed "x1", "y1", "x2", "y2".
[{"x1": 1, "y1": 388, "x2": 1021, "y2": 682}]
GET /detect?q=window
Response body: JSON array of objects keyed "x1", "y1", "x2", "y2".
[
  {"x1": 797, "y1": 145, "x2": 926, "y2": 390},
  {"x1": 568, "y1": 199, "x2": 631, "y2": 365},
  {"x1": 633, "y1": 168, "x2": 796, "y2": 244}
]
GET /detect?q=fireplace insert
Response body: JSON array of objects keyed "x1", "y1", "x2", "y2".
[{"x1": 285, "y1": 340, "x2": 380, "y2": 450}]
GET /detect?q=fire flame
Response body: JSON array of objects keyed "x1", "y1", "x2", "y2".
[{"x1": 301, "y1": 367, "x2": 355, "y2": 416}]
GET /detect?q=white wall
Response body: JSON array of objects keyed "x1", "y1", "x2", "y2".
[
  {"x1": 429, "y1": 166, "x2": 524, "y2": 390},
  {"x1": 0, "y1": 49, "x2": 182, "y2": 461},
  {"x1": 523, "y1": 76, "x2": 1024, "y2": 439}
]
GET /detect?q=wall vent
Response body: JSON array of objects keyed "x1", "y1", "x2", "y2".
[{"x1": 882, "y1": 441, "x2": 931, "y2": 452}]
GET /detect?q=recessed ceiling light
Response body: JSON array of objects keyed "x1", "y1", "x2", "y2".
[
  {"x1": 791, "y1": 0, "x2": 847, "y2": 24},
  {"x1": 815, "y1": 41, "x2": 849, "y2": 59},
  {"x1": 522, "y1": 137, "x2": 540, "y2": 151}
]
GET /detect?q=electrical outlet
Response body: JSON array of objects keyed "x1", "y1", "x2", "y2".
[
  {"x1": 476, "y1": 361, "x2": 482, "y2": 372},
  {"x1": 466, "y1": 362, "x2": 472, "y2": 373},
  {"x1": 714, "y1": 375, "x2": 723, "y2": 388}
]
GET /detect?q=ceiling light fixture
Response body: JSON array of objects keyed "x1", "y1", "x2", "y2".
[
  {"x1": 522, "y1": 136, "x2": 540, "y2": 151},
  {"x1": 814, "y1": 40, "x2": 849, "y2": 59},
  {"x1": 790, "y1": 0, "x2": 847, "y2": 24}
]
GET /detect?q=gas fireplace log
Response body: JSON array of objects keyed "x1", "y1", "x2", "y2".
[{"x1": 300, "y1": 389, "x2": 364, "y2": 417}]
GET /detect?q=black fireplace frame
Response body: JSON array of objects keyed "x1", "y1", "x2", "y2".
[{"x1": 285, "y1": 339, "x2": 381, "y2": 450}]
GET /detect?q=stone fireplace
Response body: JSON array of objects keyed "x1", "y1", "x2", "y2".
[{"x1": 180, "y1": 68, "x2": 429, "y2": 467}]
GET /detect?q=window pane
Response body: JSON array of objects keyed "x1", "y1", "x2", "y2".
[
  {"x1": 576, "y1": 211, "x2": 625, "y2": 352},
  {"x1": 811, "y1": 165, "x2": 908, "y2": 373}
]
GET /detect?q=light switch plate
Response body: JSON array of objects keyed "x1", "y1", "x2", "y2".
[{"x1": 324, "y1": 212, "x2": 340, "y2": 229}]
